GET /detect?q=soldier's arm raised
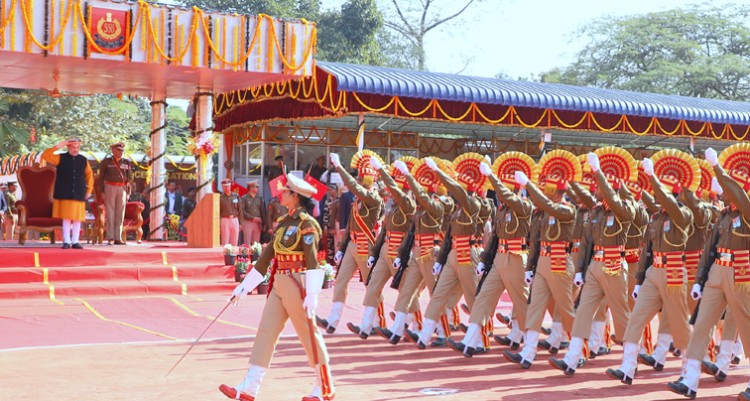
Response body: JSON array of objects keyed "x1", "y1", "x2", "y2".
[
  {"x1": 489, "y1": 174, "x2": 531, "y2": 217},
  {"x1": 570, "y1": 182, "x2": 596, "y2": 209},
  {"x1": 641, "y1": 191, "x2": 660, "y2": 214},
  {"x1": 650, "y1": 175, "x2": 691, "y2": 227},
  {"x1": 526, "y1": 182, "x2": 575, "y2": 221},
  {"x1": 714, "y1": 164, "x2": 750, "y2": 218},
  {"x1": 594, "y1": 170, "x2": 635, "y2": 221},
  {"x1": 337, "y1": 165, "x2": 379, "y2": 207},
  {"x1": 379, "y1": 167, "x2": 415, "y2": 215}
]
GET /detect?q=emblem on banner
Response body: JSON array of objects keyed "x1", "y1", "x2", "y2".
[{"x1": 89, "y1": 8, "x2": 129, "y2": 54}]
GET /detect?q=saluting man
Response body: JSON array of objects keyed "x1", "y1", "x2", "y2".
[{"x1": 97, "y1": 142, "x2": 134, "y2": 245}]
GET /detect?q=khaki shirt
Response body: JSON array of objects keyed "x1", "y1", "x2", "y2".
[
  {"x1": 378, "y1": 167, "x2": 416, "y2": 234},
  {"x1": 625, "y1": 202, "x2": 649, "y2": 250},
  {"x1": 404, "y1": 173, "x2": 443, "y2": 236},
  {"x1": 254, "y1": 209, "x2": 322, "y2": 276},
  {"x1": 241, "y1": 194, "x2": 265, "y2": 223},
  {"x1": 712, "y1": 165, "x2": 750, "y2": 252},
  {"x1": 526, "y1": 182, "x2": 576, "y2": 243},
  {"x1": 219, "y1": 192, "x2": 241, "y2": 218},
  {"x1": 97, "y1": 157, "x2": 133, "y2": 191},
  {"x1": 649, "y1": 175, "x2": 693, "y2": 253},
  {"x1": 588, "y1": 170, "x2": 635, "y2": 248},
  {"x1": 681, "y1": 189, "x2": 712, "y2": 253},
  {"x1": 268, "y1": 198, "x2": 288, "y2": 225},
  {"x1": 488, "y1": 174, "x2": 532, "y2": 241},
  {"x1": 5, "y1": 192, "x2": 17, "y2": 214},
  {"x1": 337, "y1": 166, "x2": 382, "y2": 234},
  {"x1": 434, "y1": 168, "x2": 480, "y2": 237}
]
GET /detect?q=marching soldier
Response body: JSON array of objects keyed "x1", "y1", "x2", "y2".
[
  {"x1": 219, "y1": 174, "x2": 333, "y2": 401},
  {"x1": 549, "y1": 148, "x2": 636, "y2": 375},
  {"x1": 347, "y1": 156, "x2": 416, "y2": 339},
  {"x1": 668, "y1": 145, "x2": 750, "y2": 400},
  {"x1": 97, "y1": 142, "x2": 134, "y2": 245},
  {"x1": 503, "y1": 149, "x2": 579, "y2": 368},
  {"x1": 605, "y1": 150, "x2": 697, "y2": 385},
  {"x1": 316, "y1": 151, "x2": 382, "y2": 334},
  {"x1": 219, "y1": 179, "x2": 241, "y2": 246}
]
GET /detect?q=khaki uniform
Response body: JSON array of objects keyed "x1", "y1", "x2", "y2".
[
  {"x1": 248, "y1": 209, "x2": 333, "y2": 399},
  {"x1": 97, "y1": 156, "x2": 133, "y2": 242},
  {"x1": 3, "y1": 190, "x2": 17, "y2": 241},
  {"x1": 241, "y1": 194, "x2": 266, "y2": 245},
  {"x1": 267, "y1": 198, "x2": 288, "y2": 230},
  {"x1": 219, "y1": 192, "x2": 241, "y2": 246}
]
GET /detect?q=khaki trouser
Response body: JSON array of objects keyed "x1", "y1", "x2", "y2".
[
  {"x1": 525, "y1": 255, "x2": 575, "y2": 332},
  {"x1": 470, "y1": 253, "x2": 528, "y2": 329},
  {"x1": 104, "y1": 183, "x2": 127, "y2": 241},
  {"x1": 424, "y1": 249, "x2": 478, "y2": 321},
  {"x1": 249, "y1": 273, "x2": 329, "y2": 368},
  {"x1": 686, "y1": 264, "x2": 750, "y2": 360},
  {"x1": 220, "y1": 216, "x2": 239, "y2": 246},
  {"x1": 332, "y1": 241, "x2": 369, "y2": 304},
  {"x1": 241, "y1": 219, "x2": 262, "y2": 245},
  {"x1": 623, "y1": 268, "x2": 691, "y2": 349},
  {"x1": 362, "y1": 245, "x2": 392, "y2": 308},
  {"x1": 571, "y1": 260, "x2": 630, "y2": 340},
  {"x1": 3, "y1": 213, "x2": 16, "y2": 240},
  {"x1": 394, "y1": 245, "x2": 437, "y2": 313},
  {"x1": 658, "y1": 284, "x2": 699, "y2": 336}
]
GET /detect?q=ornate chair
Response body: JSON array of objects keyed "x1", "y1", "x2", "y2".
[
  {"x1": 122, "y1": 201, "x2": 145, "y2": 243},
  {"x1": 16, "y1": 164, "x2": 63, "y2": 245}
]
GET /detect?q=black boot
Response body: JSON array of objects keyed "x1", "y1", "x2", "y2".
[
  {"x1": 548, "y1": 357, "x2": 575, "y2": 376},
  {"x1": 666, "y1": 381, "x2": 696, "y2": 399},
  {"x1": 638, "y1": 353, "x2": 664, "y2": 371},
  {"x1": 503, "y1": 350, "x2": 531, "y2": 369},
  {"x1": 605, "y1": 368, "x2": 633, "y2": 385}
]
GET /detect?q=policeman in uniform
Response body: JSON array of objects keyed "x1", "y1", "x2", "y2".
[
  {"x1": 97, "y1": 142, "x2": 133, "y2": 245},
  {"x1": 219, "y1": 179, "x2": 241, "y2": 246},
  {"x1": 220, "y1": 174, "x2": 333, "y2": 401},
  {"x1": 668, "y1": 146, "x2": 750, "y2": 400},
  {"x1": 605, "y1": 151, "x2": 695, "y2": 385},
  {"x1": 316, "y1": 151, "x2": 382, "y2": 334},
  {"x1": 3, "y1": 181, "x2": 18, "y2": 241},
  {"x1": 241, "y1": 181, "x2": 266, "y2": 245}
]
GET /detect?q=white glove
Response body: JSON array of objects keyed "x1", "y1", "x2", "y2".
[
  {"x1": 475, "y1": 262, "x2": 486, "y2": 277},
  {"x1": 432, "y1": 262, "x2": 443, "y2": 275},
  {"x1": 573, "y1": 272, "x2": 584, "y2": 287},
  {"x1": 393, "y1": 257, "x2": 401, "y2": 269},
  {"x1": 425, "y1": 157, "x2": 438, "y2": 171},
  {"x1": 514, "y1": 171, "x2": 529, "y2": 186},
  {"x1": 632, "y1": 284, "x2": 641, "y2": 300},
  {"x1": 705, "y1": 148, "x2": 719, "y2": 167},
  {"x1": 303, "y1": 269, "x2": 325, "y2": 318},
  {"x1": 334, "y1": 251, "x2": 343, "y2": 265},
  {"x1": 642, "y1": 158, "x2": 654, "y2": 177},
  {"x1": 330, "y1": 153, "x2": 341, "y2": 169},
  {"x1": 394, "y1": 160, "x2": 409, "y2": 176},
  {"x1": 711, "y1": 177, "x2": 723, "y2": 196},
  {"x1": 231, "y1": 268, "x2": 265, "y2": 301},
  {"x1": 370, "y1": 156, "x2": 383, "y2": 171},
  {"x1": 366, "y1": 256, "x2": 375, "y2": 268},
  {"x1": 524, "y1": 270, "x2": 534, "y2": 285},
  {"x1": 690, "y1": 283, "x2": 702, "y2": 300},
  {"x1": 485, "y1": 155, "x2": 491, "y2": 164},
  {"x1": 587, "y1": 152, "x2": 600, "y2": 172},
  {"x1": 479, "y1": 163, "x2": 492, "y2": 177}
]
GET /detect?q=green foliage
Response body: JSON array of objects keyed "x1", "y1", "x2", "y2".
[{"x1": 543, "y1": 3, "x2": 750, "y2": 100}]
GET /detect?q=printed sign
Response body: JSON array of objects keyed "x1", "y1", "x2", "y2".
[{"x1": 88, "y1": 8, "x2": 130, "y2": 54}]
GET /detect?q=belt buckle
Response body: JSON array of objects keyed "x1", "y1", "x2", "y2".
[
  {"x1": 594, "y1": 250, "x2": 604, "y2": 256},
  {"x1": 720, "y1": 253, "x2": 732, "y2": 261}
]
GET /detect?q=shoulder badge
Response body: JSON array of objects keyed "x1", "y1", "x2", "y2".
[{"x1": 303, "y1": 233, "x2": 315, "y2": 245}]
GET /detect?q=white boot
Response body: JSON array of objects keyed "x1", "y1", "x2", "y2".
[
  {"x1": 405, "y1": 313, "x2": 415, "y2": 327},
  {"x1": 652, "y1": 333, "x2": 672, "y2": 366},
  {"x1": 619, "y1": 342, "x2": 638, "y2": 379},
  {"x1": 547, "y1": 322, "x2": 564, "y2": 348},
  {"x1": 562, "y1": 337, "x2": 584, "y2": 371},
  {"x1": 508, "y1": 320, "x2": 524, "y2": 344},
  {"x1": 359, "y1": 306, "x2": 377, "y2": 334},
  {"x1": 462, "y1": 323, "x2": 481, "y2": 354},
  {"x1": 306, "y1": 364, "x2": 335, "y2": 400},
  {"x1": 236, "y1": 365, "x2": 266, "y2": 398},
  {"x1": 588, "y1": 321, "x2": 605, "y2": 353},
  {"x1": 679, "y1": 359, "x2": 701, "y2": 393},
  {"x1": 390, "y1": 311, "x2": 408, "y2": 337},
  {"x1": 327, "y1": 302, "x2": 344, "y2": 329},
  {"x1": 734, "y1": 339, "x2": 745, "y2": 360},
  {"x1": 519, "y1": 330, "x2": 540, "y2": 363},
  {"x1": 715, "y1": 340, "x2": 735, "y2": 374},
  {"x1": 418, "y1": 319, "x2": 438, "y2": 346}
]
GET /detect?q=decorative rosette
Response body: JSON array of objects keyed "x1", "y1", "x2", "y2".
[
  {"x1": 695, "y1": 158, "x2": 715, "y2": 200},
  {"x1": 593, "y1": 146, "x2": 638, "y2": 184},
  {"x1": 537, "y1": 149, "x2": 582, "y2": 190},
  {"x1": 718, "y1": 143, "x2": 750, "y2": 192},
  {"x1": 492, "y1": 151, "x2": 538, "y2": 190},
  {"x1": 651, "y1": 149, "x2": 701, "y2": 193},
  {"x1": 624, "y1": 181, "x2": 643, "y2": 201},
  {"x1": 636, "y1": 161, "x2": 652, "y2": 194},
  {"x1": 452, "y1": 152, "x2": 490, "y2": 192},
  {"x1": 390, "y1": 156, "x2": 419, "y2": 189},
  {"x1": 578, "y1": 154, "x2": 595, "y2": 192},
  {"x1": 350, "y1": 149, "x2": 383, "y2": 178},
  {"x1": 412, "y1": 157, "x2": 442, "y2": 193}
]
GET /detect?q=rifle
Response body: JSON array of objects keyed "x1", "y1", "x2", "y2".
[
  {"x1": 334, "y1": 232, "x2": 351, "y2": 279},
  {"x1": 526, "y1": 236, "x2": 541, "y2": 305},
  {"x1": 432, "y1": 226, "x2": 453, "y2": 293},
  {"x1": 690, "y1": 223, "x2": 721, "y2": 325},
  {"x1": 475, "y1": 232, "x2": 500, "y2": 296},
  {"x1": 390, "y1": 223, "x2": 416, "y2": 289},
  {"x1": 365, "y1": 230, "x2": 387, "y2": 286}
]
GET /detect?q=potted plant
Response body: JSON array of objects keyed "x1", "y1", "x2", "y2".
[
  {"x1": 223, "y1": 244, "x2": 236, "y2": 266},
  {"x1": 234, "y1": 260, "x2": 248, "y2": 282},
  {"x1": 250, "y1": 242, "x2": 263, "y2": 263},
  {"x1": 256, "y1": 271, "x2": 271, "y2": 295},
  {"x1": 321, "y1": 262, "x2": 335, "y2": 289}
]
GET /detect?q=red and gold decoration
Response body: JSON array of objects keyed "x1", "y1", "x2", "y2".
[
  {"x1": 718, "y1": 143, "x2": 750, "y2": 193},
  {"x1": 577, "y1": 154, "x2": 595, "y2": 192},
  {"x1": 593, "y1": 146, "x2": 638, "y2": 185},
  {"x1": 452, "y1": 152, "x2": 490, "y2": 193},
  {"x1": 390, "y1": 156, "x2": 418, "y2": 189},
  {"x1": 491, "y1": 151, "x2": 537, "y2": 190},
  {"x1": 350, "y1": 149, "x2": 382, "y2": 186},
  {"x1": 696, "y1": 158, "x2": 715, "y2": 201},
  {"x1": 537, "y1": 149, "x2": 582, "y2": 193},
  {"x1": 88, "y1": 7, "x2": 130, "y2": 54},
  {"x1": 651, "y1": 149, "x2": 701, "y2": 193},
  {"x1": 411, "y1": 157, "x2": 442, "y2": 193},
  {"x1": 636, "y1": 161, "x2": 652, "y2": 194}
]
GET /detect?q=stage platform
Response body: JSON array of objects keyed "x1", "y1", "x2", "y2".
[{"x1": 0, "y1": 241, "x2": 235, "y2": 300}]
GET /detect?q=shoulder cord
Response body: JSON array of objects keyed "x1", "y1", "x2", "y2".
[
  {"x1": 273, "y1": 223, "x2": 304, "y2": 254},
  {"x1": 662, "y1": 218, "x2": 691, "y2": 248},
  {"x1": 732, "y1": 213, "x2": 750, "y2": 237}
]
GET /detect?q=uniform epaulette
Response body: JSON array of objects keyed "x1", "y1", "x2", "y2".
[
  {"x1": 299, "y1": 212, "x2": 322, "y2": 233},
  {"x1": 276, "y1": 215, "x2": 285, "y2": 223}
]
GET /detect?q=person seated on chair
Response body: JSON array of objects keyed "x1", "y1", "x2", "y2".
[{"x1": 41, "y1": 138, "x2": 94, "y2": 249}]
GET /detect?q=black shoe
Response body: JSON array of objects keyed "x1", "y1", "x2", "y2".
[
  {"x1": 460, "y1": 303, "x2": 470, "y2": 315},
  {"x1": 732, "y1": 356, "x2": 742, "y2": 365},
  {"x1": 62, "y1": 243, "x2": 71, "y2": 249},
  {"x1": 549, "y1": 357, "x2": 575, "y2": 376},
  {"x1": 541, "y1": 326, "x2": 552, "y2": 335},
  {"x1": 448, "y1": 339, "x2": 475, "y2": 358},
  {"x1": 595, "y1": 346, "x2": 609, "y2": 355},
  {"x1": 404, "y1": 329, "x2": 418, "y2": 343},
  {"x1": 503, "y1": 350, "x2": 532, "y2": 369},
  {"x1": 638, "y1": 353, "x2": 664, "y2": 371},
  {"x1": 667, "y1": 381, "x2": 696, "y2": 399},
  {"x1": 430, "y1": 337, "x2": 447, "y2": 347},
  {"x1": 739, "y1": 388, "x2": 750, "y2": 401},
  {"x1": 610, "y1": 334, "x2": 623, "y2": 346},
  {"x1": 347, "y1": 322, "x2": 369, "y2": 339},
  {"x1": 316, "y1": 316, "x2": 336, "y2": 334},
  {"x1": 669, "y1": 342, "x2": 682, "y2": 357},
  {"x1": 71, "y1": 243, "x2": 83, "y2": 249},
  {"x1": 606, "y1": 368, "x2": 633, "y2": 385},
  {"x1": 449, "y1": 324, "x2": 460, "y2": 332},
  {"x1": 458, "y1": 323, "x2": 468, "y2": 333},
  {"x1": 375, "y1": 327, "x2": 393, "y2": 341},
  {"x1": 113, "y1": 240, "x2": 126, "y2": 245},
  {"x1": 473, "y1": 347, "x2": 489, "y2": 356},
  {"x1": 389, "y1": 334, "x2": 402, "y2": 345},
  {"x1": 495, "y1": 312, "x2": 511, "y2": 325},
  {"x1": 701, "y1": 361, "x2": 726, "y2": 382},
  {"x1": 538, "y1": 339, "x2": 552, "y2": 350}
]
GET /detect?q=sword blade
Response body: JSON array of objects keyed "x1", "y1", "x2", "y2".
[{"x1": 166, "y1": 297, "x2": 234, "y2": 377}]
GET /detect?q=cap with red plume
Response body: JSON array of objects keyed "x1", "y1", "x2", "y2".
[
  {"x1": 651, "y1": 149, "x2": 701, "y2": 195},
  {"x1": 492, "y1": 151, "x2": 538, "y2": 191},
  {"x1": 537, "y1": 149, "x2": 582, "y2": 195},
  {"x1": 452, "y1": 153, "x2": 489, "y2": 193},
  {"x1": 718, "y1": 143, "x2": 750, "y2": 194}
]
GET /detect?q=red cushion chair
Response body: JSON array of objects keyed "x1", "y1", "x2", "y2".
[
  {"x1": 16, "y1": 164, "x2": 63, "y2": 245},
  {"x1": 122, "y1": 202, "x2": 145, "y2": 243}
]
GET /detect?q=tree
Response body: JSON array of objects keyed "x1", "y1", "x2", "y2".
[
  {"x1": 542, "y1": 4, "x2": 750, "y2": 100},
  {"x1": 316, "y1": 0, "x2": 384, "y2": 65},
  {"x1": 379, "y1": 0, "x2": 481, "y2": 70}
]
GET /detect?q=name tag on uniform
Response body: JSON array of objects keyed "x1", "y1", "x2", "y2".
[
  {"x1": 232, "y1": 199, "x2": 238, "y2": 204},
  {"x1": 120, "y1": 163, "x2": 130, "y2": 170},
  {"x1": 606, "y1": 216, "x2": 614, "y2": 227},
  {"x1": 663, "y1": 220, "x2": 671, "y2": 232},
  {"x1": 548, "y1": 216, "x2": 556, "y2": 225},
  {"x1": 733, "y1": 217, "x2": 741, "y2": 228}
]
